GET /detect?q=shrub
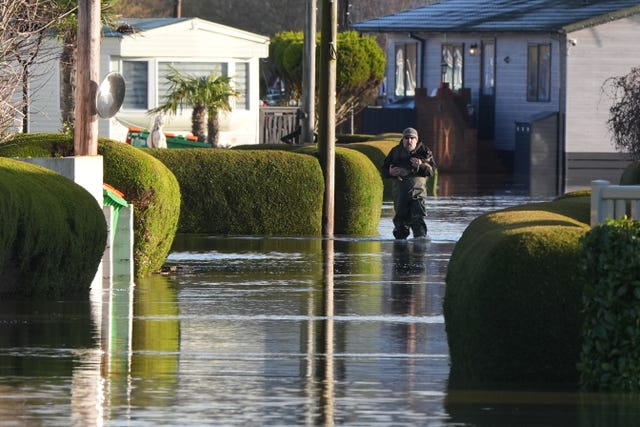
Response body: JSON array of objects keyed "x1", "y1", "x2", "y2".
[
  {"x1": 289, "y1": 145, "x2": 383, "y2": 236},
  {"x1": 0, "y1": 133, "x2": 181, "y2": 278},
  {"x1": 444, "y1": 198, "x2": 591, "y2": 384},
  {"x1": 99, "y1": 142, "x2": 181, "y2": 277},
  {"x1": 619, "y1": 160, "x2": 640, "y2": 184},
  {"x1": 336, "y1": 133, "x2": 376, "y2": 144},
  {"x1": 235, "y1": 136, "x2": 432, "y2": 206},
  {"x1": 333, "y1": 147, "x2": 383, "y2": 236},
  {"x1": 578, "y1": 218, "x2": 640, "y2": 391},
  {"x1": 0, "y1": 158, "x2": 107, "y2": 297},
  {"x1": 150, "y1": 149, "x2": 324, "y2": 235},
  {"x1": 341, "y1": 139, "x2": 396, "y2": 201},
  {"x1": 233, "y1": 144, "x2": 384, "y2": 236},
  {"x1": 269, "y1": 30, "x2": 385, "y2": 125}
]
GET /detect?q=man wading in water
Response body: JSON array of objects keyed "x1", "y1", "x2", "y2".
[{"x1": 381, "y1": 127, "x2": 437, "y2": 240}]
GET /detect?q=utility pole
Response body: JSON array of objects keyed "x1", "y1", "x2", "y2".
[
  {"x1": 318, "y1": 0, "x2": 337, "y2": 238},
  {"x1": 75, "y1": 0, "x2": 100, "y2": 156},
  {"x1": 302, "y1": 0, "x2": 316, "y2": 144}
]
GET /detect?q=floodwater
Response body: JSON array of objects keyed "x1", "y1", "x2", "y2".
[{"x1": 2, "y1": 175, "x2": 640, "y2": 426}]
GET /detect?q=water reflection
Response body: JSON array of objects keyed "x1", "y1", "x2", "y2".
[
  {"x1": 316, "y1": 238, "x2": 335, "y2": 426},
  {"x1": 0, "y1": 299, "x2": 100, "y2": 426},
  {"x1": 7, "y1": 182, "x2": 640, "y2": 425}
]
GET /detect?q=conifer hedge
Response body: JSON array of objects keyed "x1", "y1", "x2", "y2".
[
  {"x1": 150, "y1": 148, "x2": 325, "y2": 235},
  {"x1": 0, "y1": 134, "x2": 181, "y2": 278},
  {"x1": 231, "y1": 143, "x2": 384, "y2": 236},
  {"x1": 0, "y1": 158, "x2": 107, "y2": 297},
  {"x1": 444, "y1": 194, "x2": 591, "y2": 384}
]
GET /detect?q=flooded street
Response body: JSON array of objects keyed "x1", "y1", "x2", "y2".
[{"x1": 3, "y1": 176, "x2": 640, "y2": 425}]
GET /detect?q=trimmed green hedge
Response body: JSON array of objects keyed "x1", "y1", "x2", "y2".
[
  {"x1": 284, "y1": 145, "x2": 384, "y2": 236},
  {"x1": 99, "y1": 141, "x2": 181, "y2": 277},
  {"x1": 334, "y1": 147, "x2": 383, "y2": 236},
  {"x1": 341, "y1": 139, "x2": 396, "y2": 201},
  {"x1": 444, "y1": 195, "x2": 591, "y2": 384},
  {"x1": 0, "y1": 158, "x2": 107, "y2": 297},
  {"x1": 578, "y1": 218, "x2": 640, "y2": 392},
  {"x1": 0, "y1": 134, "x2": 181, "y2": 278},
  {"x1": 149, "y1": 149, "x2": 325, "y2": 235},
  {"x1": 336, "y1": 133, "x2": 402, "y2": 144},
  {"x1": 235, "y1": 136, "x2": 436, "y2": 205},
  {"x1": 233, "y1": 143, "x2": 384, "y2": 236}
]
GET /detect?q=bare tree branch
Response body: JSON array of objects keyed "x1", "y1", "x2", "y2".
[{"x1": 0, "y1": 0, "x2": 66, "y2": 138}]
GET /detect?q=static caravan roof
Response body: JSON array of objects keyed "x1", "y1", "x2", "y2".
[
  {"x1": 102, "y1": 17, "x2": 270, "y2": 58},
  {"x1": 104, "y1": 17, "x2": 270, "y2": 44},
  {"x1": 352, "y1": 0, "x2": 640, "y2": 33}
]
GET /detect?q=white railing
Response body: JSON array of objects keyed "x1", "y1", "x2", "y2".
[{"x1": 590, "y1": 180, "x2": 640, "y2": 226}]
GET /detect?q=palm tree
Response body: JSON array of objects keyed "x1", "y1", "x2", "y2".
[{"x1": 151, "y1": 66, "x2": 238, "y2": 147}]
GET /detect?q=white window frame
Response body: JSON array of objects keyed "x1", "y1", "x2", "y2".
[{"x1": 119, "y1": 59, "x2": 250, "y2": 111}]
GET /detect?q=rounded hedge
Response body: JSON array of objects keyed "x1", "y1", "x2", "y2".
[
  {"x1": 620, "y1": 160, "x2": 640, "y2": 184},
  {"x1": 235, "y1": 143, "x2": 384, "y2": 236},
  {"x1": 99, "y1": 141, "x2": 181, "y2": 277},
  {"x1": 334, "y1": 146, "x2": 383, "y2": 236},
  {"x1": 0, "y1": 133, "x2": 181, "y2": 278},
  {"x1": 339, "y1": 139, "x2": 395, "y2": 201},
  {"x1": 0, "y1": 158, "x2": 107, "y2": 297},
  {"x1": 444, "y1": 197, "x2": 591, "y2": 384},
  {"x1": 149, "y1": 148, "x2": 325, "y2": 235},
  {"x1": 285, "y1": 144, "x2": 384, "y2": 236}
]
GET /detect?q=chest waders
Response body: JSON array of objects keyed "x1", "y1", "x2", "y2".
[{"x1": 392, "y1": 177, "x2": 428, "y2": 239}]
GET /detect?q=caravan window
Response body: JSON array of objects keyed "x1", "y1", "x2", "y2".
[
  {"x1": 527, "y1": 44, "x2": 551, "y2": 102},
  {"x1": 233, "y1": 62, "x2": 250, "y2": 110},
  {"x1": 157, "y1": 62, "x2": 228, "y2": 105},
  {"x1": 394, "y1": 43, "x2": 417, "y2": 97},
  {"x1": 441, "y1": 44, "x2": 463, "y2": 91},
  {"x1": 122, "y1": 61, "x2": 249, "y2": 111},
  {"x1": 122, "y1": 61, "x2": 148, "y2": 109}
]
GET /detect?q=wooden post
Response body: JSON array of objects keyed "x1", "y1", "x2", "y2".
[
  {"x1": 75, "y1": 0, "x2": 101, "y2": 156},
  {"x1": 318, "y1": 0, "x2": 337, "y2": 238}
]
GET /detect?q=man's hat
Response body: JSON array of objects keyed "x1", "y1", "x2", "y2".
[{"x1": 402, "y1": 127, "x2": 418, "y2": 139}]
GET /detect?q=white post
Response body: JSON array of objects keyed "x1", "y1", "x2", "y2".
[
  {"x1": 102, "y1": 205, "x2": 114, "y2": 285},
  {"x1": 591, "y1": 179, "x2": 609, "y2": 226},
  {"x1": 113, "y1": 205, "x2": 134, "y2": 280}
]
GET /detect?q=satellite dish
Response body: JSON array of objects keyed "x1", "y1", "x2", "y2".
[{"x1": 96, "y1": 72, "x2": 126, "y2": 118}]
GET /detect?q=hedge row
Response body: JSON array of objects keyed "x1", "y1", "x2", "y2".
[
  {"x1": 0, "y1": 133, "x2": 393, "y2": 292},
  {"x1": 149, "y1": 149, "x2": 324, "y2": 235},
  {"x1": 444, "y1": 194, "x2": 591, "y2": 384},
  {"x1": 0, "y1": 158, "x2": 107, "y2": 297},
  {"x1": 231, "y1": 143, "x2": 386, "y2": 234},
  {"x1": 578, "y1": 218, "x2": 640, "y2": 391},
  {"x1": 0, "y1": 134, "x2": 181, "y2": 278}
]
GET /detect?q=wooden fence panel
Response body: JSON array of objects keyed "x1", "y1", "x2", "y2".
[{"x1": 259, "y1": 107, "x2": 298, "y2": 144}]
